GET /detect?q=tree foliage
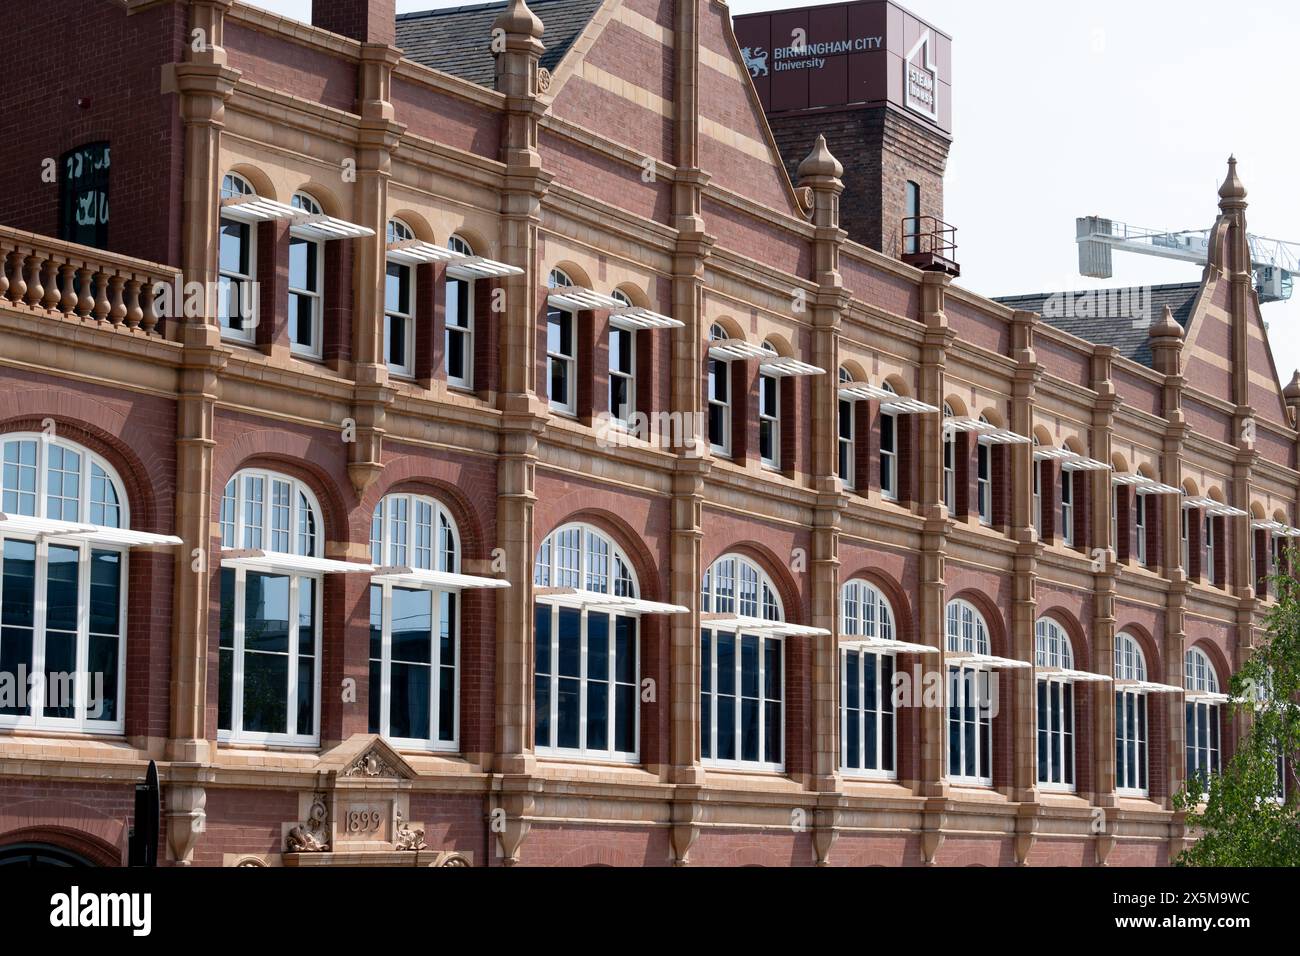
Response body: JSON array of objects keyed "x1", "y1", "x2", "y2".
[{"x1": 1173, "y1": 559, "x2": 1300, "y2": 866}]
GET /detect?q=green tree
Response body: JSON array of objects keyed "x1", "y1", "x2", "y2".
[{"x1": 1173, "y1": 556, "x2": 1300, "y2": 866}]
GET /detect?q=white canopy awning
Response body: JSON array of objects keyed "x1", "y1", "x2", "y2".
[
  {"x1": 547, "y1": 288, "x2": 681, "y2": 329},
  {"x1": 759, "y1": 357, "x2": 825, "y2": 377},
  {"x1": 445, "y1": 256, "x2": 524, "y2": 280},
  {"x1": 978, "y1": 427, "x2": 1032, "y2": 446},
  {"x1": 946, "y1": 653, "x2": 1033, "y2": 670},
  {"x1": 1185, "y1": 690, "x2": 1232, "y2": 704},
  {"x1": 609, "y1": 308, "x2": 684, "y2": 331},
  {"x1": 1033, "y1": 447, "x2": 1078, "y2": 462},
  {"x1": 1115, "y1": 679, "x2": 1186, "y2": 695},
  {"x1": 1038, "y1": 667, "x2": 1112, "y2": 684},
  {"x1": 534, "y1": 587, "x2": 686, "y2": 615},
  {"x1": 837, "y1": 382, "x2": 896, "y2": 403},
  {"x1": 880, "y1": 397, "x2": 940, "y2": 416},
  {"x1": 842, "y1": 637, "x2": 940, "y2": 655},
  {"x1": 1061, "y1": 455, "x2": 1111, "y2": 473},
  {"x1": 701, "y1": 614, "x2": 830, "y2": 638},
  {"x1": 372, "y1": 566, "x2": 512, "y2": 591},
  {"x1": 1113, "y1": 473, "x2": 1183, "y2": 495},
  {"x1": 0, "y1": 513, "x2": 183, "y2": 548},
  {"x1": 707, "y1": 341, "x2": 772, "y2": 362},
  {"x1": 386, "y1": 240, "x2": 521, "y2": 278},
  {"x1": 1253, "y1": 519, "x2": 1300, "y2": 536},
  {"x1": 1183, "y1": 496, "x2": 1248, "y2": 518},
  {"x1": 221, "y1": 197, "x2": 374, "y2": 240},
  {"x1": 221, "y1": 549, "x2": 375, "y2": 575},
  {"x1": 943, "y1": 417, "x2": 996, "y2": 436}
]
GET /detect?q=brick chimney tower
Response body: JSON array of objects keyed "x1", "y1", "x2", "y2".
[{"x1": 313, "y1": 0, "x2": 396, "y2": 46}]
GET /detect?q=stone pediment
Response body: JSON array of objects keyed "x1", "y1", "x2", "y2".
[{"x1": 316, "y1": 734, "x2": 416, "y2": 782}]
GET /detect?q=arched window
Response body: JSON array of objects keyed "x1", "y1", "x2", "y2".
[
  {"x1": 841, "y1": 580, "x2": 896, "y2": 777},
  {"x1": 217, "y1": 470, "x2": 323, "y2": 745},
  {"x1": 707, "y1": 324, "x2": 730, "y2": 455},
  {"x1": 545, "y1": 269, "x2": 576, "y2": 414},
  {"x1": 1115, "y1": 632, "x2": 1149, "y2": 794},
  {"x1": 608, "y1": 289, "x2": 636, "y2": 428},
  {"x1": 533, "y1": 524, "x2": 640, "y2": 761},
  {"x1": 1185, "y1": 646, "x2": 1222, "y2": 788},
  {"x1": 368, "y1": 494, "x2": 461, "y2": 749},
  {"x1": 1034, "y1": 617, "x2": 1076, "y2": 790},
  {"x1": 0, "y1": 434, "x2": 129, "y2": 732},
  {"x1": 288, "y1": 192, "x2": 324, "y2": 358},
  {"x1": 701, "y1": 554, "x2": 784, "y2": 769},
  {"x1": 446, "y1": 235, "x2": 475, "y2": 389},
  {"x1": 384, "y1": 219, "x2": 416, "y2": 376},
  {"x1": 218, "y1": 172, "x2": 257, "y2": 342},
  {"x1": 942, "y1": 403, "x2": 956, "y2": 513},
  {"x1": 837, "y1": 368, "x2": 854, "y2": 488},
  {"x1": 879, "y1": 382, "x2": 898, "y2": 501},
  {"x1": 759, "y1": 341, "x2": 780, "y2": 469},
  {"x1": 945, "y1": 599, "x2": 992, "y2": 785}
]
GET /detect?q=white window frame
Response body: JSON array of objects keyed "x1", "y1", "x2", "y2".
[
  {"x1": 368, "y1": 493, "x2": 461, "y2": 751},
  {"x1": 701, "y1": 553, "x2": 785, "y2": 772},
  {"x1": 533, "y1": 523, "x2": 642, "y2": 763},
  {"x1": 287, "y1": 192, "x2": 324, "y2": 360},
  {"x1": 1114, "y1": 632, "x2": 1149, "y2": 796},
  {"x1": 708, "y1": 324, "x2": 731, "y2": 456},
  {"x1": 1032, "y1": 440, "x2": 1043, "y2": 538},
  {"x1": 1184, "y1": 646, "x2": 1222, "y2": 795},
  {"x1": 218, "y1": 173, "x2": 257, "y2": 344},
  {"x1": 1181, "y1": 506, "x2": 1190, "y2": 573},
  {"x1": 385, "y1": 219, "x2": 416, "y2": 378},
  {"x1": 1204, "y1": 512, "x2": 1216, "y2": 585},
  {"x1": 976, "y1": 416, "x2": 992, "y2": 525},
  {"x1": 217, "y1": 469, "x2": 323, "y2": 747},
  {"x1": 880, "y1": 383, "x2": 898, "y2": 501},
  {"x1": 1034, "y1": 617, "x2": 1076, "y2": 792},
  {"x1": 942, "y1": 404, "x2": 956, "y2": 514},
  {"x1": 0, "y1": 434, "x2": 129, "y2": 734},
  {"x1": 840, "y1": 580, "x2": 897, "y2": 779},
  {"x1": 1061, "y1": 466, "x2": 1075, "y2": 547},
  {"x1": 759, "y1": 362, "x2": 780, "y2": 470},
  {"x1": 445, "y1": 235, "x2": 474, "y2": 390},
  {"x1": 1135, "y1": 492, "x2": 1147, "y2": 566},
  {"x1": 607, "y1": 290, "x2": 636, "y2": 429},
  {"x1": 546, "y1": 269, "x2": 576, "y2": 415},
  {"x1": 945, "y1": 598, "x2": 994, "y2": 786}
]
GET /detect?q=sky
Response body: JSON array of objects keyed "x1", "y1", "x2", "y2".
[{"x1": 244, "y1": 0, "x2": 1300, "y2": 384}]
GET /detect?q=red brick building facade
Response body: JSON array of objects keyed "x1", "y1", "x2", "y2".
[{"x1": 0, "y1": 0, "x2": 1293, "y2": 868}]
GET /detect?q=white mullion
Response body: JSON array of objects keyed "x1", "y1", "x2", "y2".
[
  {"x1": 32, "y1": 540, "x2": 48, "y2": 720},
  {"x1": 548, "y1": 605, "x2": 559, "y2": 751},
  {"x1": 381, "y1": 581, "x2": 393, "y2": 739},
  {"x1": 430, "y1": 585, "x2": 441, "y2": 744},
  {"x1": 606, "y1": 613, "x2": 616, "y2": 759},
  {"x1": 863, "y1": 652, "x2": 872, "y2": 771},
  {"x1": 310, "y1": 572, "x2": 321, "y2": 740},
  {"x1": 232, "y1": 566, "x2": 246, "y2": 735},
  {"x1": 839, "y1": 649, "x2": 847, "y2": 768},
  {"x1": 708, "y1": 631, "x2": 717, "y2": 761},
  {"x1": 578, "y1": 608, "x2": 589, "y2": 754},
  {"x1": 451, "y1": 588, "x2": 460, "y2": 747},
  {"x1": 74, "y1": 541, "x2": 90, "y2": 725},
  {"x1": 287, "y1": 575, "x2": 300, "y2": 738}
]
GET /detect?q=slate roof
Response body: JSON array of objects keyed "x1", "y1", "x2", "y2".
[
  {"x1": 994, "y1": 283, "x2": 1200, "y2": 369},
  {"x1": 396, "y1": 0, "x2": 604, "y2": 88}
]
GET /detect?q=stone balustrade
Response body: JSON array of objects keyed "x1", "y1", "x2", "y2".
[{"x1": 0, "y1": 227, "x2": 178, "y2": 336}]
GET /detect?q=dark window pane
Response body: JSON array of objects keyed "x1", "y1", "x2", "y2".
[
  {"x1": 557, "y1": 608, "x2": 581, "y2": 677},
  {"x1": 557, "y1": 677, "x2": 580, "y2": 748},
  {"x1": 369, "y1": 585, "x2": 382, "y2": 661},
  {"x1": 219, "y1": 647, "x2": 234, "y2": 730},
  {"x1": 615, "y1": 616, "x2": 636, "y2": 684},
  {"x1": 588, "y1": 612, "x2": 609, "y2": 681},
  {"x1": 244, "y1": 573, "x2": 290, "y2": 654},
  {"x1": 45, "y1": 545, "x2": 79, "y2": 634},
  {"x1": 741, "y1": 697, "x2": 759, "y2": 762},
  {"x1": 391, "y1": 588, "x2": 432, "y2": 664},
  {"x1": 297, "y1": 654, "x2": 314, "y2": 737},
  {"x1": 741, "y1": 635, "x2": 759, "y2": 698},
  {"x1": 89, "y1": 550, "x2": 121, "y2": 635},
  {"x1": 439, "y1": 666, "x2": 455, "y2": 741},
  {"x1": 390, "y1": 661, "x2": 430, "y2": 740},
  {"x1": 87, "y1": 633, "x2": 118, "y2": 722},
  {"x1": 242, "y1": 651, "x2": 288, "y2": 734},
  {"x1": 368, "y1": 658, "x2": 381, "y2": 734},
  {"x1": 43, "y1": 631, "x2": 76, "y2": 719},
  {"x1": 615, "y1": 683, "x2": 635, "y2": 754},
  {"x1": 2, "y1": 540, "x2": 36, "y2": 629},
  {"x1": 534, "y1": 604, "x2": 552, "y2": 674},
  {"x1": 587, "y1": 680, "x2": 608, "y2": 751},
  {"x1": 765, "y1": 700, "x2": 782, "y2": 764},
  {"x1": 534, "y1": 674, "x2": 551, "y2": 748}
]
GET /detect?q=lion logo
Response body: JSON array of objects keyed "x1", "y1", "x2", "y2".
[{"x1": 741, "y1": 47, "x2": 769, "y2": 78}]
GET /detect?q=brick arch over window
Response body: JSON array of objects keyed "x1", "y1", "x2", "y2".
[
  {"x1": 0, "y1": 413, "x2": 164, "y2": 534},
  {"x1": 224, "y1": 164, "x2": 277, "y2": 201},
  {"x1": 212, "y1": 429, "x2": 354, "y2": 545},
  {"x1": 1036, "y1": 606, "x2": 1091, "y2": 670},
  {"x1": 536, "y1": 509, "x2": 664, "y2": 603},
  {"x1": 945, "y1": 589, "x2": 1009, "y2": 658},
  {"x1": 1114, "y1": 622, "x2": 1162, "y2": 678},
  {"x1": 839, "y1": 568, "x2": 916, "y2": 645},
  {"x1": 0, "y1": 798, "x2": 128, "y2": 867},
  {"x1": 364, "y1": 470, "x2": 490, "y2": 564},
  {"x1": 702, "y1": 540, "x2": 804, "y2": 625},
  {"x1": 1186, "y1": 639, "x2": 1231, "y2": 691},
  {"x1": 0, "y1": 827, "x2": 122, "y2": 867}
]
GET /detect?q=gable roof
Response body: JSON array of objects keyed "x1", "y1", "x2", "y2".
[
  {"x1": 994, "y1": 283, "x2": 1200, "y2": 369},
  {"x1": 396, "y1": 0, "x2": 604, "y2": 88}
]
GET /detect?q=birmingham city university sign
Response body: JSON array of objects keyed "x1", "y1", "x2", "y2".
[{"x1": 733, "y1": 0, "x2": 951, "y2": 134}]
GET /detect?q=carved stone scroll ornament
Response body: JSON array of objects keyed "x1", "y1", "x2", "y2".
[
  {"x1": 344, "y1": 749, "x2": 398, "y2": 778},
  {"x1": 286, "y1": 795, "x2": 331, "y2": 853},
  {"x1": 393, "y1": 810, "x2": 427, "y2": 851}
]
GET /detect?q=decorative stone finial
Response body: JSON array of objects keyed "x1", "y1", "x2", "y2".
[
  {"x1": 493, "y1": 0, "x2": 544, "y2": 39},
  {"x1": 1285, "y1": 370, "x2": 1300, "y2": 402},
  {"x1": 1218, "y1": 155, "x2": 1247, "y2": 204},
  {"x1": 797, "y1": 134, "x2": 843, "y2": 181},
  {"x1": 1149, "y1": 304, "x2": 1184, "y2": 339}
]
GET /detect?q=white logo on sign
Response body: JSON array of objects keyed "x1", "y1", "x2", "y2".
[
  {"x1": 904, "y1": 31, "x2": 939, "y2": 121},
  {"x1": 742, "y1": 46, "x2": 769, "y2": 78}
]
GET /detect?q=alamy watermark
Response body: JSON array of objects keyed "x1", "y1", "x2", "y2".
[
  {"x1": 0, "y1": 665, "x2": 109, "y2": 718},
  {"x1": 1040, "y1": 285, "x2": 1153, "y2": 330}
]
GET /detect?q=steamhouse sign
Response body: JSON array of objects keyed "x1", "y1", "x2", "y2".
[{"x1": 904, "y1": 31, "x2": 939, "y2": 121}]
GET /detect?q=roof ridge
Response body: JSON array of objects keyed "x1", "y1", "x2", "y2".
[{"x1": 398, "y1": 0, "x2": 573, "y2": 20}]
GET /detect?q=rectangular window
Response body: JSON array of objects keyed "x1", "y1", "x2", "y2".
[
  {"x1": 841, "y1": 649, "x2": 895, "y2": 777},
  {"x1": 1115, "y1": 690, "x2": 1149, "y2": 794},
  {"x1": 1036, "y1": 678, "x2": 1075, "y2": 789},
  {"x1": 534, "y1": 605, "x2": 638, "y2": 761},
  {"x1": 701, "y1": 628, "x2": 782, "y2": 770},
  {"x1": 59, "y1": 143, "x2": 110, "y2": 250},
  {"x1": 976, "y1": 441, "x2": 991, "y2": 524},
  {"x1": 218, "y1": 217, "x2": 255, "y2": 341},
  {"x1": 1061, "y1": 472, "x2": 1075, "y2": 547},
  {"x1": 547, "y1": 308, "x2": 575, "y2": 414},
  {"x1": 385, "y1": 260, "x2": 414, "y2": 376},
  {"x1": 708, "y1": 359, "x2": 729, "y2": 454},
  {"x1": 1204, "y1": 514, "x2": 1216, "y2": 586},
  {"x1": 947, "y1": 665, "x2": 992, "y2": 785},
  {"x1": 942, "y1": 434, "x2": 955, "y2": 513},
  {"x1": 759, "y1": 373, "x2": 779, "y2": 468},
  {"x1": 838, "y1": 400, "x2": 854, "y2": 488},
  {"x1": 904, "y1": 180, "x2": 921, "y2": 255},
  {"x1": 1135, "y1": 493, "x2": 1147, "y2": 565},
  {"x1": 1033, "y1": 460, "x2": 1043, "y2": 538},
  {"x1": 217, "y1": 568, "x2": 320, "y2": 745},
  {"x1": 1181, "y1": 507, "x2": 1191, "y2": 573},
  {"x1": 288, "y1": 236, "x2": 321, "y2": 358},
  {"x1": 445, "y1": 276, "x2": 473, "y2": 388},
  {"x1": 1185, "y1": 701, "x2": 1221, "y2": 792},
  {"x1": 608, "y1": 326, "x2": 635, "y2": 427},
  {"x1": 367, "y1": 583, "x2": 458, "y2": 748},
  {"x1": 880, "y1": 412, "x2": 897, "y2": 500},
  {"x1": 1111, "y1": 487, "x2": 1119, "y2": 557}
]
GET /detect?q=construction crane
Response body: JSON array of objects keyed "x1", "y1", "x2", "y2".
[{"x1": 1076, "y1": 216, "x2": 1300, "y2": 303}]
